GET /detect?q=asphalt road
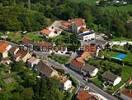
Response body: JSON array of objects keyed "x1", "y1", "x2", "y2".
[
  {"x1": 6, "y1": 40, "x2": 117, "y2": 100},
  {"x1": 44, "y1": 58, "x2": 117, "y2": 100}
]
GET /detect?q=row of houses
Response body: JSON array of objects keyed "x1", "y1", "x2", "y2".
[
  {"x1": 22, "y1": 37, "x2": 68, "y2": 55},
  {"x1": 69, "y1": 44, "x2": 99, "y2": 78},
  {"x1": 69, "y1": 43, "x2": 122, "y2": 87},
  {"x1": 0, "y1": 40, "x2": 72, "y2": 91}
]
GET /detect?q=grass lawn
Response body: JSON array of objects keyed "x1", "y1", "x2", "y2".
[
  {"x1": 25, "y1": 32, "x2": 43, "y2": 41},
  {"x1": 103, "y1": 50, "x2": 132, "y2": 64},
  {"x1": 103, "y1": 50, "x2": 118, "y2": 58},
  {"x1": 123, "y1": 52, "x2": 132, "y2": 63},
  {"x1": 7, "y1": 32, "x2": 22, "y2": 43},
  {"x1": 48, "y1": 54, "x2": 70, "y2": 64},
  {"x1": 91, "y1": 77, "x2": 103, "y2": 88},
  {"x1": 0, "y1": 32, "x2": 4, "y2": 36},
  {"x1": 121, "y1": 66, "x2": 132, "y2": 82},
  {"x1": 112, "y1": 37, "x2": 132, "y2": 41}
]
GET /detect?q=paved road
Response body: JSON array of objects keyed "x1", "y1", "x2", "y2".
[
  {"x1": 44, "y1": 58, "x2": 117, "y2": 100},
  {"x1": 5, "y1": 40, "x2": 117, "y2": 100}
]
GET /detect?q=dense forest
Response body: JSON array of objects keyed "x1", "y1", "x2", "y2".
[{"x1": 0, "y1": 0, "x2": 132, "y2": 38}]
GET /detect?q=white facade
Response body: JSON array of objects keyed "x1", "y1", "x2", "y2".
[
  {"x1": 6, "y1": 45, "x2": 12, "y2": 51},
  {"x1": 2, "y1": 51, "x2": 8, "y2": 58},
  {"x1": 63, "y1": 80, "x2": 72, "y2": 91},
  {"x1": 89, "y1": 68, "x2": 98, "y2": 77},
  {"x1": 1, "y1": 45, "x2": 12, "y2": 58},
  {"x1": 48, "y1": 30, "x2": 62, "y2": 38},
  {"x1": 82, "y1": 33, "x2": 95, "y2": 41},
  {"x1": 113, "y1": 77, "x2": 122, "y2": 86}
]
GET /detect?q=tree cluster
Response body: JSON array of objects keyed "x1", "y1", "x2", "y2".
[{"x1": 0, "y1": 0, "x2": 132, "y2": 38}]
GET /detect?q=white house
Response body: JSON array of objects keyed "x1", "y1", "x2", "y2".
[
  {"x1": 40, "y1": 21, "x2": 63, "y2": 38},
  {"x1": 59, "y1": 76, "x2": 72, "y2": 91},
  {"x1": 63, "y1": 80, "x2": 72, "y2": 91},
  {"x1": 102, "y1": 71, "x2": 122, "y2": 86},
  {"x1": 27, "y1": 57, "x2": 40, "y2": 68},
  {"x1": 79, "y1": 29, "x2": 95, "y2": 41},
  {"x1": 52, "y1": 46, "x2": 68, "y2": 55}
]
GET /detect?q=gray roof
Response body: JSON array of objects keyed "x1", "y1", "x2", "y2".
[
  {"x1": 36, "y1": 61, "x2": 54, "y2": 77},
  {"x1": 83, "y1": 64, "x2": 97, "y2": 72},
  {"x1": 79, "y1": 31, "x2": 95, "y2": 36},
  {"x1": 89, "y1": 39, "x2": 107, "y2": 46},
  {"x1": 102, "y1": 71, "x2": 119, "y2": 82}
]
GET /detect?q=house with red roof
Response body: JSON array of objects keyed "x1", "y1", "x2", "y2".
[
  {"x1": 69, "y1": 18, "x2": 86, "y2": 33},
  {"x1": 70, "y1": 59, "x2": 85, "y2": 73},
  {"x1": 0, "y1": 41, "x2": 12, "y2": 58},
  {"x1": 76, "y1": 90, "x2": 97, "y2": 100},
  {"x1": 40, "y1": 21, "x2": 63, "y2": 38}
]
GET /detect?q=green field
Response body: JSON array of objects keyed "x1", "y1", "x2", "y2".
[
  {"x1": 25, "y1": 32, "x2": 43, "y2": 41},
  {"x1": 112, "y1": 37, "x2": 132, "y2": 41}
]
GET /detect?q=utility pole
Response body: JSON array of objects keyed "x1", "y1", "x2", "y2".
[{"x1": 28, "y1": 0, "x2": 31, "y2": 10}]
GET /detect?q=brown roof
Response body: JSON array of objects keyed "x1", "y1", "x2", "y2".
[
  {"x1": 40, "y1": 28, "x2": 51, "y2": 35},
  {"x1": 36, "y1": 61, "x2": 54, "y2": 77},
  {"x1": 102, "y1": 71, "x2": 119, "y2": 82},
  {"x1": 15, "y1": 49, "x2": 29, "y2": 59},
  {"x1": 9, "y1": 47, "x2": 19, "y2": 54},
  {"x1": 70, "y1": 59, "x2": 84, "y2": 69},
  {"x1": 34, "y1": 41, "x2": 53, "y2": 48},
  {"x1": 0, "y1": 41, "x2": 9, "y2": 53},
  {"x1": 22, "y1": 37, "x2": 32, "y2": 44},
  {"x1": 61, "y1": 21, "x2": 71, "y2": 29},
  {"x1": 76, "y1": 90, "x2": 97, "y2": 100},
  {"x1": 122, "y1": 89, "x2": 132, "y2": 98}
]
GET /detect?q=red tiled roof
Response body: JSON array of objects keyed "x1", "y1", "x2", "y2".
[
  {"x1": 122, "y1": 89, "x2": 132, "y2": 98},
  {"x1": 40, "y1": 28, "x2": 51, "y2": 35},
  {"x1": 0, "y1": 41, "x2": 9, "y2": 53},
  {"x1": 71, "y1": 59, "x2": 84, "y2": 69},
  {"x1": 84, "y1": 44, "x2": 96, "y2": 55},
  {"x1": 76, "y1": 90, "x2": 97, "y2": 100},
  {"x1": 69, "y1": 18, "x2": 86, "y2": 27}
]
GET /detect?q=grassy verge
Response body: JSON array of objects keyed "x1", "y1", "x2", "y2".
[{"x1": 48, "y1": 54, "x2": 70, "y2": 64}]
